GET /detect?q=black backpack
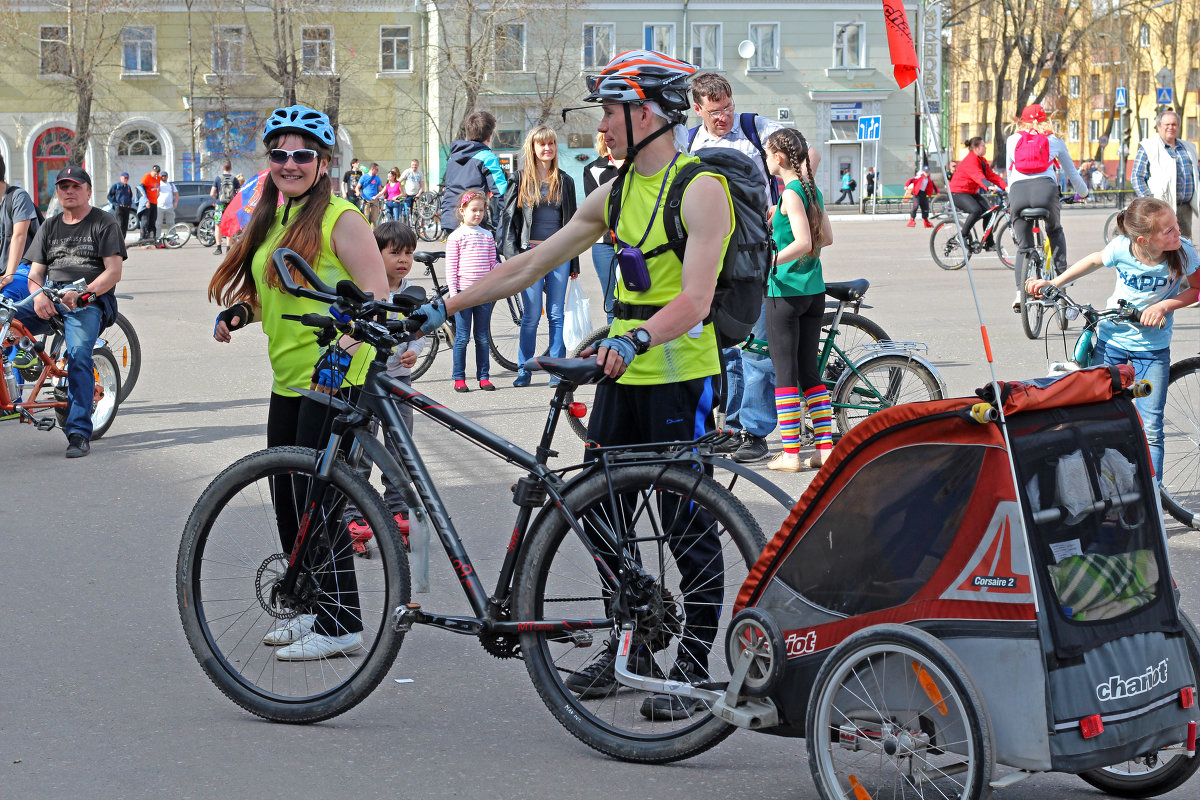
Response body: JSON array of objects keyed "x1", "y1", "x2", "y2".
[
  {"x1": 607, "y1": 148, "x2": 773, "y2": 348},
  {"x1": 217, "y1": 174, "x2": 237, "y2": 204}
]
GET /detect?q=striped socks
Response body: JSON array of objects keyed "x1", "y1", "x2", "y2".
[
  {"x1": 775, "y1": 387, "x2": 803, "y2": 453},
  {"x1": 805, "y1": 385, "x2": 834, "y2": 453}
]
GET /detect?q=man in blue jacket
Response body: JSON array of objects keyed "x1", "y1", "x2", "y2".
[
  {"x1": 439, "y1": 110, "x2": 509, "y2": 234},
  {"x1": 106, "y1": 172, "x2": 134, "y2": 234}
]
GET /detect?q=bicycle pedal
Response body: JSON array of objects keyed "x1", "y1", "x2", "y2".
[
  {"x1": 391, "y1": 602, "x2": 423, "y2": 633},
  {"x1": 35, "y1": 417, "x2": 57, "y2": 431}
]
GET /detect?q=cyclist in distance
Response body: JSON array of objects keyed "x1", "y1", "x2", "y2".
[
  {"x1": 413, "y1": 49, "x2": 735, "y2": 720},
  {"x1": 947, "y1": 136, "x2": 1006, "y2": 251},
  {"x1": 208, "y1": 105, "x2": 389, "y2": 662}
]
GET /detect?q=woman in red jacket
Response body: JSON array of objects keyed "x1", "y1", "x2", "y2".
[{"x1": 948, "y1": 137, "x2": 1007, "y2": 247}]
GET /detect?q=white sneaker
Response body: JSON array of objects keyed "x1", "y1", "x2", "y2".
[
  {"x1": 1012, "y1": 291, "x2": 1022, "y2": 313},
  {"x1": 275, "y1": 631, "x2": 363, "y2": 661},
  {"x1": 262, "y1": 614, "x2": 315, "y2": 646}
]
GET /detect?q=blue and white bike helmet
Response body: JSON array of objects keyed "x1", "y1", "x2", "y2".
[{"x1": 262, "y1": 105, "x2": 336, "y2": 148}]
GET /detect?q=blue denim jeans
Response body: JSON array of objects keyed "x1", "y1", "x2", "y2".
[
  {"x1": 726, "y1": 304, "x2": 777, "y2": 438},
  {"x1": 517, "y1": 261, "x2": 570, "y2": 364},
  {"x1": 22, "y1": 300, "x2": 105, "y2": 439},
  {"x1": 452, "y1": 303, "x2": 493, "y2": 381},
  {"x1": 1093, "y1": 339, "x2": 1170, "y2": 477},
  {"x1": 385, "y1": 200, "x2": 403, "y2": 221},
  {"x1": 590, "y1": 242, "x2": 616, "y2": 324}
]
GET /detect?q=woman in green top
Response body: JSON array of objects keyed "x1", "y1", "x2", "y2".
[
  {"x1": 762, "y1": 128, "x2": 836, "y2": 473},
  {"x1": 207, "y1": 105, "x2": 389, "y2": 662}
]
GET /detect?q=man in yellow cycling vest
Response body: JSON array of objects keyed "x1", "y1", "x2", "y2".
[{"x1": 415, "y1": 50, "x2": 734, "y2": 720}]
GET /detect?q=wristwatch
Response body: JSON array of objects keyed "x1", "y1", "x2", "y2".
[{"x1": 625, "y1": 327, "x2": 652, "y2": 355}]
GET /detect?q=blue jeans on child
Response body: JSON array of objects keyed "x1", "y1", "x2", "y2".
[
  {"x1": 452, "y1": 303, "x2": 493, "y2": 381},
  {"x1": 1093, "y1": 338, "x2": 1170, "y2": 478},
  {"x1": 590, "y1": 243, "x2": 616, "y2": 325},
  {"x1": 517, "y1": 261, "x2": 570, "y2": 364}
]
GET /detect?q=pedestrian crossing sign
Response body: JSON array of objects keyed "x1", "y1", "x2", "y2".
[
  {"x1": 1115, "y1": 87, "x2": 1127, "y2": 108},
  {"x1": 1156, "y1": 87, "x2": 1174, "y2": 106}
]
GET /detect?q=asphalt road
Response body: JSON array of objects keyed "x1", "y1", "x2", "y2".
[{"x1": 1, "y1": 208, "x2": 1197, "y2": 798}]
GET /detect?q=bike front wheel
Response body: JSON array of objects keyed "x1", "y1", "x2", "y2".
[
  {"x1": 163, "y1": 222, "x2": 191, "y2": 248},
  {"x1": 100, "y1": 312, "x2": 141, "y2": 402},
  {"x1": 197, "y1": 211, "x2": 217, "y2": 247},
  {"x1": 929, "y1": 221, "x2": 967, "y2": 270},
  {"x1": 515, "y1": 463, "x2": 765, "y2": 763},
  {"x1": 1103, "y1": 210, "x2": 1121, "y2": 243},
  {"x1": 832, "y1": 353, "x2": 943, "y2": 433},
  {"x1": 1161, "y1": 356, "x2": 1200, "y2": 529},
  {"x1": 177, "y1": 447, "x2": 410, "y2": 723},
  {"x1": 55, "y1": 345, "x2": 121, "y2": 439},
  {"x1": 1020, "y1": 249, "x2": 1048, "y2": 339},
  {"x1": 994, "y1": 218, "x2": 1018, "y2": 269}
]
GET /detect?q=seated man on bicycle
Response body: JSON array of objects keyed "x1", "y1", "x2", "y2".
[
  {"x1": 948, "y1": 136, "x2": 1006, "y2": 250},
  {"x1": 22, "y1": 166, "x2": 126, "y2": 458},
  {"x1": 414, "y1": 50, "x2": 734, "y2": 720}
]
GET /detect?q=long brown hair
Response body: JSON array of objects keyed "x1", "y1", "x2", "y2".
[
  {"x1": 516, "y1": 125, "x2": 562, "y2": 209},
  {"x1": 1117, "y1": 196, "x2": 1186, "y2": 279},
  {"x1": 207, "y1": 132, "x2": 334, "y2": 306},
  {"x1": 764, "y1": 128, "x2": 826, "y2": 254}
]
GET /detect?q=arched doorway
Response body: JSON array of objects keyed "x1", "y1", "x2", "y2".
[
  {"x1": 33, "y1": 127, "x2": 75, "y2": 211},
  {"x1": 115, "y1": 127, "x2": 163, "y2": 184}
]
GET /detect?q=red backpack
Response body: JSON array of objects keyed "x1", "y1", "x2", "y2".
[{"x1": 1013, "y1": 130, "x2": 1051, "y2": 173}]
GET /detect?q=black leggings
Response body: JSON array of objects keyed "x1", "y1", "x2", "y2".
[
  {"x1": 267, "y1": 390, "x2": 362, "y2": 636},
  {"x1": 952, "y1": 192, "x2": 987, "y2": 239},
  {"x1": 764, "y1": 293, "x2": 825, "y2": 391}
]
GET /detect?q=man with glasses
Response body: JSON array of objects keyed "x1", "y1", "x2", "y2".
[
  {"x1": 687, "y1": 72, "x2": 790, "y2": 465},
  {"x1": 1132, "y1": 110, "x2": 1199, "y2": 237}
]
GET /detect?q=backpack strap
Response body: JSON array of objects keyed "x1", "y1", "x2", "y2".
[
  {"x1": 687, "y1": 125, "x2": 700, "y2": 150},
  {"x1": 641, "y1": 162, "x2": 706, "y2": 261},
  {"x1": 739, "y1": 113, "x2": 781, "y2": 204}
]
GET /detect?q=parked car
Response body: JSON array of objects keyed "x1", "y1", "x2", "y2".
[{"x1": 102, "y1": 179, "x2": 216, "y2": 233}]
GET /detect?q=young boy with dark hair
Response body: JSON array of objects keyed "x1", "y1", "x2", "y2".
[{"x1": 346, "y1": 221, "x2": 425, "y2": 554}]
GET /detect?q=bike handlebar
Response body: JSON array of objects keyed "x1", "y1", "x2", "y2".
[{"x1": 1039, "y1": 285, "x2": 1165, "y2": 328}]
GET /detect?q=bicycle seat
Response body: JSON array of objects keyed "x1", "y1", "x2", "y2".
[
  {"x1": 413, "y1": 251, "x2": 443, "y2": 266},
  {"x1": 1019, "y1": 207, "x2": 1050, "y2": 220},
  {"x1": 824, "y1": 279, "x2": 870, "y2": 303},
  {"x1": 525, "y1": 356, "x2": 607, "y2": 385}
]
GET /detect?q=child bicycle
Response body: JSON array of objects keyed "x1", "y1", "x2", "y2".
[
  {"x1": 177, "y1": 248, "x2": 786, "y2": 764},
  {"x1": 1038, "y1": 284, "x2": 1200, "y2": 530}
]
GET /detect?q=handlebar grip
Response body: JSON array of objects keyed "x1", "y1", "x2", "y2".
[{"x1": 77, "y1": 292, "x2": 97, "y2": 307}]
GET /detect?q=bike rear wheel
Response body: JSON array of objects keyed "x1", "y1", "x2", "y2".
[
  {"x1": 489, "y1": 293, "x2": 549, "y2": 373},
  {"x1": 100, "y1": 312, "x2": 141, "y2": 402},
  {"x1": 408, "y1": 323, "x2": 443, "y2": 381},
  {"x1": 929, "y1": 221, "x2": 967, "y2": 270},
  {"x1": 994, "y1": 218, "x2": 1018, "y2": 269},
  {"x1": 1161, "y1": 356, "x2": 1200, "y2": 529},
  {"x1": 832, "y1": 353, "x2": 943, "y2": 433},
  {"x1": 197, "y1": 211, "x2": 217, "y2": 247},
  {"x1": 54, "y1": 345, "x2": 121, "y2": 439},
  {"x1": 163, "y1": 223, "x2": 191, "y2": 249},
  {"x1": 1103, "y1": 210, "x2": 1121, "y2": 243},
  {"x1": 1020, "y1": 246, "x2": 1048, "y2": 339},
  {"x1": 563, "y1": 325, "x2": 611, "y2": 441},
  {"x1": 415, "y1": 191, "x2": 442, "y2": 242},
  {"x1": 515, "y1": 463, "x2": 765, "y2": 763},
  {"x1": 177, "y1": 447, "x2": 409, "y2": 723}
]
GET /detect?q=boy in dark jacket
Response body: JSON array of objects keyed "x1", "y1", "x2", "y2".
[{"x1": 439, "y1": 110, "x2": 509, "y2": 234}]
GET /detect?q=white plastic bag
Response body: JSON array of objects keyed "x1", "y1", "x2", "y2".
[{"x1": 563, "y1": 278, "x2": 592, "y2": 352}]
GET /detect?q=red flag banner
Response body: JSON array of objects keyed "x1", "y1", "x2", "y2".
[{"x1": 882, "y1": 0, "x2": 919, "y2": 88}]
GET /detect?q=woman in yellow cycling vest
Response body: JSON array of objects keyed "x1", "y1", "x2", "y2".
[{"x1": 208, "y1": 105, "x2": 389, "y2": 662}]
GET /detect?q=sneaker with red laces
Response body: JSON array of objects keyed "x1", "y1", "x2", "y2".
[
  {"x1": 923, "y1": 219, "x2": 933, "y2": 228},
  {"x1": 347, "y1": 518, "x2": 374, "y2": 556},
  {"x1": 905, "y1": 219, "x2": 916, "y2": 228}
]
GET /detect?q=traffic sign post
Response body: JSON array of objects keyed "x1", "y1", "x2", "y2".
[
  {"x1": 856, "y1": 116, "x2": 882, "y2": 214},
  {"x1": 1115, "y1": 87, "x2": 1127, "y2": 109}
]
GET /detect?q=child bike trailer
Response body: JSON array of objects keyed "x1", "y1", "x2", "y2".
[{"x1": 727, "y1": 365, "x2": 1199, "y2": 800}]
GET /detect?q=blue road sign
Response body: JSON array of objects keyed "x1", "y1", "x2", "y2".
[
  {"x1": 1156, "y1": 87, "x2": 1174, "y2": 106},
  {"x1": 1115, "y1": 87, "x2": 1127, "y2": 108},
  {"x1": 857, "y1": 115, "x2": 881, "y2": 141}
]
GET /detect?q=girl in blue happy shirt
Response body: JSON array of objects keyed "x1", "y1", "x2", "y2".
[{"x1": 1026, "y1": 196, "x2": 1199, "y2": 478}]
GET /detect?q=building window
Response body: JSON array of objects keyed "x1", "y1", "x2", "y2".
[
  {"x1": 495, "y1": 24, "x2": 525, "y2": 71},
  {"x1": 1139, "y1": 118, "x2": 1149, "y2": 139},
  {"x1": 1139, "y1": 24, "x2": 1150, "y2": 47},
  {"x1": 959, "y1": 38, "x2": 970, "y2": 59},
  {"x1": 302, "y1": 26, "x2": 333, "y2": 74},
  {"x1": 493, "y1": 129, "x2": 522, "y2": 150},
  {"x1": 1187, "y1": 117, "x2": 1197, "y2": 142},
  {"x1": 644, "y1": 23, "x2": 675, "y2": 57},
  {"x1": 1068, "y1": 75, "x2": 1080, "y2": 98},
  {"x1": 582, "y1": 23, "x2": 614, "y2": 70},
  {"x1": 122, "y1": 26, "x2": 155, "y2": 74},
  {"x1": 117, "y1": 128, "x2": 163, "y2": 157},
  {"x1": 1068, "y1": 120, "x2": 1080, "y2": 142},
  {"x1": 960, "y1": 123, "x2": 969, "y2": 141},
  {"x1": 832, "y1": 22, "x2": 863, "y2": 69},
  {"x1": 690, "y1": 23, "x2": 721, "y2": 69},
  {"x1": 1188, "y1": 68, "x2": 1199, "y2": 92},
  {"x1": 1001, "y1": 80, "x2": 1011, "y2": 101},
  {"x1": 750, "y1": 22, "x2": 780, "y2": 70},
  {"x1": 1138, "y1": 70, "x2": 1149, "y2": 94},
  {"x1": 213, "y1": 26, "x2": 245, "y2": 73},
  {"x1": 977, "y1": 81, "x2": 987, "y2": 103},
  {"x1": 1089, "y1": 73, "x2": 1100, "y2": 95},
  {"x1": 380, "y1": 26, "x2": 411, "y2": 72},
  {"x1": 984, "y1": 123, "x2": 993, "y2": 142},
  {"x1": 960, "y1": 81, "x2": 969, "y2": 102},
  {"x1": 39, "y1": 25, "x2": 69, "y2": 75},
  {"x1": 1088, "y1": 119, "x2": 1100, "y2": 140},
  {"x1": 981, "y1": 40, "x2": 995, "y2": 62}
]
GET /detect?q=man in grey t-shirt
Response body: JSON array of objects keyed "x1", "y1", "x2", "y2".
[{"x1": 0, "y1": 154, "x2": 40, "y2": 292}]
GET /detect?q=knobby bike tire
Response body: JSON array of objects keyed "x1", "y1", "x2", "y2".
[
  {"x1": 929, "y1": 221, "x2": 967, "y2": 270},
  {"x1": 408, "y1": 324, "x2": 442, "y2": 381},
  {"x1": 832, "y1": 353, "x2": 942, "y2": 433},
  {"x1": 197, "y1": 211, "x2": 217, "y2": 247},
  {"x1": 994, "y1": 218, "x2": 1018, "y2": 269},
  {"x1": 1020, "y1": 249, "x2": 1047, "y2": 340},
  {"x1": 564, "y1": 325, "x2": 612, "y2": 441},
  {"x1": 54, "y1": 345, "x2": 121, "y2": 439},
  {"x1": 1160, "y1": 357, "x2": 1200, "y2": 530},
  {"x1": 177, "y1": 446, "x2": 410, "y2": 723},
  {"x1": 514, "y1": 463, "x2": 765, "y2": 763},
  {"x1": 1077, "y1": 613, "x2": 1200, "y2": 796}
]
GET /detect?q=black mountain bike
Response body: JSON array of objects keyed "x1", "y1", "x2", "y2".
[
  {"x1": 929, "y1": 192, "x2": 1017, "y2": 270},
  {"x1": 177, "y1": 248, "x2": 769, "y2": 764}
]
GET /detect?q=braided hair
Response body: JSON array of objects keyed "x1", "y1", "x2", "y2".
[{"x1": 764, "y1": 128, "x2": 826, "y2": 254}]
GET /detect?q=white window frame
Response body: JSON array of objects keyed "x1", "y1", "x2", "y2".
[
  {"x1": 301, "y1": 25, "x2": 334, "y2": 75},
  {"x1": 379, "y1": 26, "x2": 412, "y2": 73},
  {"x1": 582, "y1": 23, "x2": 615, "y2": 71},
  {"x1": 1068, "y1": 74, "x2": 1080, "y2": 98},
  {"x1": 495, "y1": 23, "x2": 526, "y2": 72},
  {"x1": 39, "y1": 25, "x2": 69, "y2": 77},
  {"x1": 690, "y1": 22, "x2": 722, "y2": 70},
  {"x1": 1088, "y1": 119, "x2": 1100, "y2": 140},
  {"x1": 831, "y1": 21, "x2": 864, "y2": 70},
  {"x1": 122, "y1": 25, "x2": 156, "y2": 75},
  {"x1": 643, "y1": 23, "x2": 676, "y2": 57},
  {"x1": 1068, "y1": 120, "x2": 1080, "y2": 142},
  {"x1": 1139, "y1": 24, "x2": 1150, "y2": 47},
  {"x1": 212, "y1": 25, "x2": 246, "y2": 74},
  {"x1": 749, "y1": 22, "x2": 781, "y2": 71}
]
